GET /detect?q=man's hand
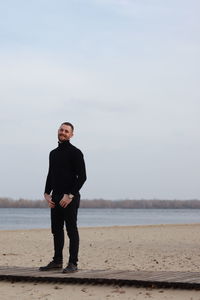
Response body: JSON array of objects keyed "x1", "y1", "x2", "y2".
[
  {"x1": 44, "y1": 193, "x2": 55, "y2": 208},
  {"x1": 59, "y1": 194, "x2": 73, "y2": 208}
]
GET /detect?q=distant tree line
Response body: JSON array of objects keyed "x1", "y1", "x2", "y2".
[
  {"x1": 80, "y1": 199, "x2": 200, "y2": 209},
  {"x1": 0, "y1": 198, "x2": 48, "y2": 208},
  {"x1": 0, "y1": 197, "x2": 200, "y2": 209}
]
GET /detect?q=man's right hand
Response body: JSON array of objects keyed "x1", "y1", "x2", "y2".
[{"x1": 44, "y1": 193, "x2": 55, "y2": 208}]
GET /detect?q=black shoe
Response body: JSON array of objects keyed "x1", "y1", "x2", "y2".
[
  {"x1": 63, "y1": 263, "x2": 78, "y2": 273},
  {"x1": 39, "y1": 261, "x2": 63, "y2": 271}
]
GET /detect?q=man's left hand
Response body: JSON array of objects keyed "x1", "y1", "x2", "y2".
[{"x1": 59, "y1": 194, "x2": 73, "y2": 208}]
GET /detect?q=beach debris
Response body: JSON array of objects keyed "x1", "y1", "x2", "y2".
[
  {"x1": 153, "y1": 259, "x2": 159, "y2": 264},
  {"x1": 54, "y1": 286, "x2": 62, "y2": 290},
  {"x1": 3, "y1": 253, "x2": 18, "y2": 256}
]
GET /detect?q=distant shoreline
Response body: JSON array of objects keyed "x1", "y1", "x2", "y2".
[{"x1": 0, "y1": 198, "x2": 200, "y2": 209}]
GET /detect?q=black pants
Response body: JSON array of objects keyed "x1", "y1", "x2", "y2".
[{"x1": 51, "y1": 193, "x2": 80, "y2": 265}]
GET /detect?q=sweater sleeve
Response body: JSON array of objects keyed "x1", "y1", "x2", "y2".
[
  {"x1": 44, "y1": 153, "x2": 52, "y2": 194},
  {"x1": 69, "y1": 150, "x2": 87, "y2": 195}
]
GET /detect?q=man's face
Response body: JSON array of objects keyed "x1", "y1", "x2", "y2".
[{"x1": 58, "y1": 124, "x2": 73, "y2": 142}]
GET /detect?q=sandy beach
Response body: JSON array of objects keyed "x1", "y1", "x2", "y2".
[{"x1": 1, "y1": 224, "x2": 200, "y2": 299}]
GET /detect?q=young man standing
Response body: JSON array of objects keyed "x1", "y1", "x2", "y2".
[{"x1": 39, "y1": 122, "x2": 87, "y2": 273}]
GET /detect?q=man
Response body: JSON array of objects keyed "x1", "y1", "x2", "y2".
[{"x1": 39, "y1": 122, "x2": 86, "y2": 273}]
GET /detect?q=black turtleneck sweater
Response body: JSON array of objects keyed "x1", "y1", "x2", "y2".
[{"x1": 44, "y1": 140, "x2": 87, "y2": 196}]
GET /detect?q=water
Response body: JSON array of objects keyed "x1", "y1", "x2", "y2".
[{"x1": 0, "y1": 208, "x2": 200, "y2": 230}]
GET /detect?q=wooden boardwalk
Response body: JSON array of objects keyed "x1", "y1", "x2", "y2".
[{"x1": 0, "y1": 266, "x2": 200, "y2": 290}]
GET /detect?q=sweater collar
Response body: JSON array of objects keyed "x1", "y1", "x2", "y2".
[{"x1": 58, "y1": 140, "x2": 70, "y2": 148}]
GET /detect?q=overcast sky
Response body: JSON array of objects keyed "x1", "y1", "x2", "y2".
[{"x1": 0, "y1": 0, "x2": 199, "y2": 200}]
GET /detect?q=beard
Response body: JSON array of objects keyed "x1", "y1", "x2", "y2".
[{"x1": 58, "y1": 134, "x2": 68, "y2": 142}]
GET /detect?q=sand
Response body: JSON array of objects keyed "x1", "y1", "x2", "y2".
[{"x1": 0, "y1": 223, "x2": 200, "y2": 299}]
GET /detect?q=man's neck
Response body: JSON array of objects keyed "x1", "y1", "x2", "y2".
[{"x1": 58, "y1": 139, "x2": 70, "y2": 143}]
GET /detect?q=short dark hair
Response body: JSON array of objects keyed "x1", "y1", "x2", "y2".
[{"x1": 61, "y1": 122, "x2": 74, "y2": 131}]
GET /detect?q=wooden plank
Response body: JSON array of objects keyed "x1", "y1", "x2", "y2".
[{"x1": 1, "y1": 266, "x2": 200, "y2": 289}]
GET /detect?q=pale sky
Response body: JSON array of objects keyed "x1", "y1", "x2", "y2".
[{"x1": 0, "y1": 0, "x2": 199, "y2": 200}]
